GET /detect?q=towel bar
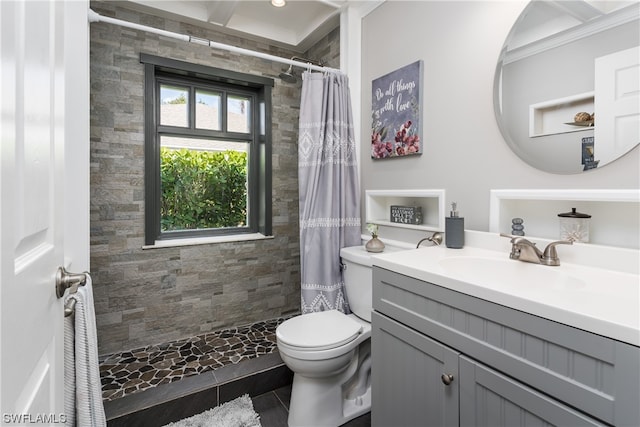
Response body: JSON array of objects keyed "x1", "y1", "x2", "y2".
[{"x1": 56, "y1": 267, "x2": 89, "y2": 317}]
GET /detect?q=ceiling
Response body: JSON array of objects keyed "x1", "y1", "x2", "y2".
[
  {"x1": 121, "y1": 0, "x2": 638, "y2": 55},
  {"x1": 123, "y1": 0, "x2": 349, "y2": 53},
  {"x1": 508, "y1": 0, "x2": 638, "y2": 51}
]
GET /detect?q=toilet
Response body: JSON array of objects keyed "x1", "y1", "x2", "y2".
[{"x1": 276, "y1": 245, "x2": 387, "y2": 427}]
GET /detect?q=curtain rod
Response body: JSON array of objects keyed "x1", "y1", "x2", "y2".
[{"x1": 88, "y1": 9, "x2": 342, "y2": 75}]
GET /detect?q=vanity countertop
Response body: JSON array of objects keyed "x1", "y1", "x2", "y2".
[{"x1": 372, "y1": 241, "x2": 640, "y2": 347}]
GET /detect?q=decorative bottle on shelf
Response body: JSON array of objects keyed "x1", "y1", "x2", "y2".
[{"x1": 445, "y1": 202, "x2": 464, "y2": 249}]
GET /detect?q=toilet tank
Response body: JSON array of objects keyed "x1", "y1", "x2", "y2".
[{"x1": 340, "y1": 245, "x2": 405, "y2": 322}]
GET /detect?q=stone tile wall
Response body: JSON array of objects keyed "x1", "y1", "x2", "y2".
[{"x1": 90, "y1": 1, "x2": 340, "y2": 355}]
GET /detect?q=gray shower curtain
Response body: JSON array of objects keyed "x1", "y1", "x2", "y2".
[{"x1": 298, "y1": 71, "x2": 361, "y2": 314}]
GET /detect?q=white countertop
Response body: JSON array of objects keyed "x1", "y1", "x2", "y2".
[{"x1": 371, "y1": 234, "x2": 640, "y2": 347}]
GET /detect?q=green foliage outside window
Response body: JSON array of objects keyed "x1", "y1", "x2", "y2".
[{"x1": 160, "y1": 147, "x2": 248, "y2": 231}]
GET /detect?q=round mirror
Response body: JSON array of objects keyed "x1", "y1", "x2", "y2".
[{"x1": 494, "y1": 1, "x2": 639, "y2": 174}]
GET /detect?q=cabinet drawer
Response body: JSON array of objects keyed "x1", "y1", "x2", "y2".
[
  {"x1": 373, "y1": 266, "x2": 640, "y2": 426},
  {"x1": 459, "y1": 356, "x2": 605, "y2": 426}
]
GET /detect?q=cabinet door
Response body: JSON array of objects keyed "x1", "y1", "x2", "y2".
[
  {"x1": 459, "y1": 356, "x2": 605, "y2": 427},
  {"x1": 372, "y1": 312, "x2": 459, "y2": 427}
]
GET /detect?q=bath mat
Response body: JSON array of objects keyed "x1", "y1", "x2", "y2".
[{"x1": 162, "y1": 394, "x2": 261, "y2": 427}]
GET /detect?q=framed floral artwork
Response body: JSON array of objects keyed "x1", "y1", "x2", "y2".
[{"x1": 371, "y1": 60, "x2": 423, "y2": 159}]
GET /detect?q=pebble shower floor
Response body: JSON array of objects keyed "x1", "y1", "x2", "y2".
[{"x1": 99, "y1": 317, "x2": 290, "y2": 401}]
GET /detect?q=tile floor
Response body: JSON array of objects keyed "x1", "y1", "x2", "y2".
[
  {"x1": 100, "y1": 316, "x2": 290, "y2": 401},
  {"x1": 101, "y1": 315, "x2": 371, "y2": 426},
  {"x1": 253, "y1": 384, "x2": 371, "y2": 427}
]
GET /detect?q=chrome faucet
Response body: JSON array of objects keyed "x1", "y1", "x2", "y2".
[
  {"x1": 500, "y1": 234, "x2": 572, "y2": 266},
  {"x1": 416, "y1": 232, "x2": 443, "y2": 248}
]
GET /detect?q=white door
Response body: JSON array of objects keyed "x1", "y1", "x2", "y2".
[
  {"x1": 594, "y1": 45, "x2": 640, "y2": 165},
  {"x1": 1, "y1": 0, "x2": 89, "y2": 423}
]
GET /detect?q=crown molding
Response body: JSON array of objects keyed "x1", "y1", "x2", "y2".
[{"x1": 503, "y1": 4, "x2": 639, "y2": 65}]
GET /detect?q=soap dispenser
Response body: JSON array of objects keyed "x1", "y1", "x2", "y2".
[{"x1": 445, "y1": 202, "x2": 464, "y2": 249}]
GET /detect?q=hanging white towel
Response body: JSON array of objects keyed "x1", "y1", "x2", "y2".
[{"x1": 64, "y1": 275, "x2": 106, "y2": 427}]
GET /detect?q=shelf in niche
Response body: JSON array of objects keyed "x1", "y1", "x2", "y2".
[
  {"x1": 490, "y1": 189, "x2": 640, "y2": 249},
  {"x1": 365, "y1": 189, "x2": 445, "y2": 232},
  {"x1": 529, "y1": 91, "x2": 594, "y2": 137}
]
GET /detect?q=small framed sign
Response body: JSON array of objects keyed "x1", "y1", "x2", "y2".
[
  {"x1": 390, "y1": 206, "x2": 423, "y2": 225},
  {"x1": 371, "y1": 60, "x2": 423, "y2": 159}
]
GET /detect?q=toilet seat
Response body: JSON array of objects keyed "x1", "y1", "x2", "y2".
[{"x1": 276, "y1": 310, "x2": 363, "y2": 351}]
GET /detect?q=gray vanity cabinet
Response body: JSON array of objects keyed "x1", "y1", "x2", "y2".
[
  {"x1": 371, "y1": 266, "x2": 640, "y2": 427},
  {"x1": 372, "y1": 313, "x2": 605, "y2": 427}
]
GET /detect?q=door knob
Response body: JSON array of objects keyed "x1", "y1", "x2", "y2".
[{"x1": 441, "y1": 373, "x2": 454, "y2": 385}]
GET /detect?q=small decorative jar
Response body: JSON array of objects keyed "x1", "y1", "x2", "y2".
[
  {"x1": 365, "y1": 223, "x2": 385, "y2": 253},
  {"x1": 558, "y1": 208, "x2": 591, "y2": 243}
]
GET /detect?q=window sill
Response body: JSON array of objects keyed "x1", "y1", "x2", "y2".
[{"x1": 142, "y1": 233, "x2": 273, "y2": 250}]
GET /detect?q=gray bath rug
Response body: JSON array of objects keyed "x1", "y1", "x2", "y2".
[{"x1": 163, "y1": 394, "x2": 261, "y2": 427}]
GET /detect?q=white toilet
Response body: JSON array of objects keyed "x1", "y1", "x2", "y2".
[{"x1": 276, "y1": 245, "x2": 384, "y2": 427}]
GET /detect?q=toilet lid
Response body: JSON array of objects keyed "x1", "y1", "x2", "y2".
[{"x1": 277, "y1": 310, "x2": 363, "y2": 351}]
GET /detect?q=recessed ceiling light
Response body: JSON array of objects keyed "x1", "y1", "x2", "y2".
[{"x1": 271, "y1": 0, "x2": 286, "y2": 7}]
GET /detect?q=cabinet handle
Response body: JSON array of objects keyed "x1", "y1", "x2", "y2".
[{"x1": 441, "y1": 373, "x2": 454, "y2": 385}]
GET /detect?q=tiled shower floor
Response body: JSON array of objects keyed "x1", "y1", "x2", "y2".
[{"x1": 99, "y1": 317, "x2": 290, "y2": 401}]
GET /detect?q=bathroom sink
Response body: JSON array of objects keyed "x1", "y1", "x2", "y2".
[
  {"x1": 371, "y1": 234, "x2": 640, "y2": 346},
  {"x1": 437, "y1": 256, "x2": 587, "y2": 291}
]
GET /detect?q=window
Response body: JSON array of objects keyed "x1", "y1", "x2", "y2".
[{"x1": 141, "y1": 54, "x2": 273, "y2": 245}]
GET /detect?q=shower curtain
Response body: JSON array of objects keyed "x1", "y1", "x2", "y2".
[{"x1": 298, "y1": 71, "x2": 361, "y2": 314}]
